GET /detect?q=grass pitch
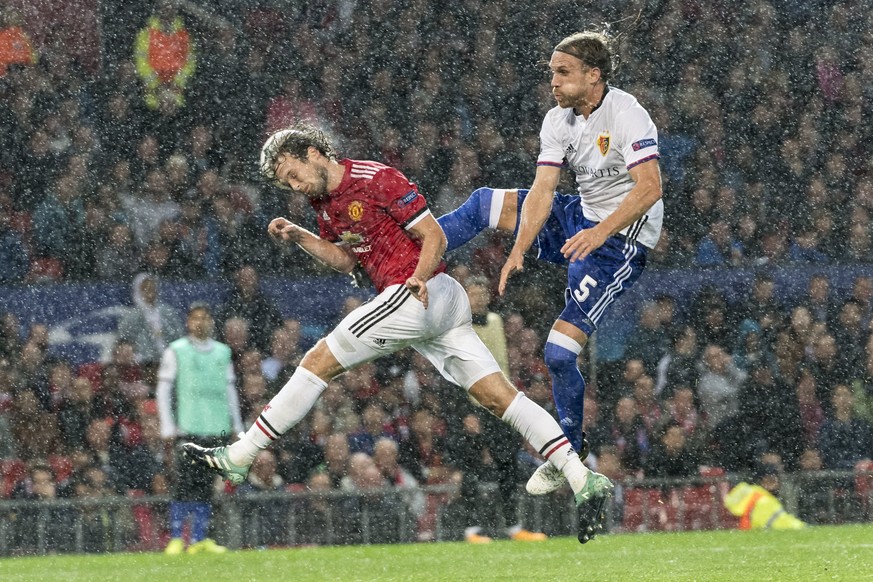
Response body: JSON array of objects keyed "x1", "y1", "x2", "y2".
[{"x1": 2, "y1": 525, "x2": 872, "y2": 582}]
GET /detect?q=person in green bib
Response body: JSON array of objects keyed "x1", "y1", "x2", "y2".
[{"x1": 156, "y1": 303, "x2": 243, "y2": 555}]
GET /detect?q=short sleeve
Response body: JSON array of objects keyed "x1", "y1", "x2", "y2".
[
  {"x1": 616, "y1": 103, "x2": 660, "y2": 170},
  {"x1": 373, "y1": 167, "x2": 431, "y2": 230},
  {"x1": 537, "y1": 111, "x2": 566, "y2": 168}
]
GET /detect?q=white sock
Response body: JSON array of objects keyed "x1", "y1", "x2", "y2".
[
  {"x1": 501, "y1": 392, "x2": 589, "y2": 494},
  {"x1": 227, "y1": 367, "x2": 327, "y2": 466}
]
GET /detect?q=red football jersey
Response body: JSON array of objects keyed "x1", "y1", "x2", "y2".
[{"x1": 310, "y1": 159, "x2": 446, "y2": 292}]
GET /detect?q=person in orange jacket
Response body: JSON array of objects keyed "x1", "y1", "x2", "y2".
[
  {"x1": 0, "y1": 8, "x2": 37, "y2": 76},
  {"x1": 134, "y1": 0, "x2": 196, "y2": 111}
]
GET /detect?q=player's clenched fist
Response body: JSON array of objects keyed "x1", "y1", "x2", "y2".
[{"x1": 268, "y1": 217, "x2": 301, "y2": 242}]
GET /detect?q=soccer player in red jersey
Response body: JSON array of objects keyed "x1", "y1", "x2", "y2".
[{"x1": 183, "y1": 124, "x2": 611, "y2": 544}]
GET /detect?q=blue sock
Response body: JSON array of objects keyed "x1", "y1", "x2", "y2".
[
  {"x1": 190, "y1": 502, "x2": 212, "y2": 542},
  {"x1": 437, "y1": 187, "x2": 496, "y2": 252},
  {"x1": 543, "y1": 331, "x2": 586, "y2": 453},
  {"x1": 169, "y1": 501, "x2": 192, "y2": 539}
]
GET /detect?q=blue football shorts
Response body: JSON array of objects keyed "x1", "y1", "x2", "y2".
[{"x1": 519, "y1": 190, "x2": 649, "y2": 337}]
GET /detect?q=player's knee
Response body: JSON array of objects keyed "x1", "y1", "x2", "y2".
[
  {"x1": 468, "y1": 372, "x2": 516, "y2": 416},
  {"x1": 543, "y1": 341, "x2": 578, "y2": 372},
  {"x1": 300, "y1": 339, "x2": 345, "y2": 381}
]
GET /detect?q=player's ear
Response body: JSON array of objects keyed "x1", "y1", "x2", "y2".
[{"x1": 306, "y1": 146, "x2": 319, "y2": 162}]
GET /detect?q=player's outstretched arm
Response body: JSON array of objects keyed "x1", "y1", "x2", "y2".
[
  {"x1": 560, "y1": 159, "x2": 662, "y2": 262},
  {"x1": 268, "y1": 217, "x2": 357, "y2": 273},
  {"x1": 499, "y1": 166, "x2": 561, "y2": 295},
  {"x1": 405, "y1": 213, "x2": 448, "y2": 309}
]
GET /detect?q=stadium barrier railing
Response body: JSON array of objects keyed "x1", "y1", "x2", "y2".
[{"x1": 0, "y1": 469, "x2": 871, "y2": 555}]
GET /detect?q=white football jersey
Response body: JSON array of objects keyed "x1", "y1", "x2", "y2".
[{"x1": 537, "y1": 86, "x2": 663, "y2": 249}]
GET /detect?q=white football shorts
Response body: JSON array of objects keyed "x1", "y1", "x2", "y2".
[{"x1": 326, "y1": 273, "x2": 501, "y2": 390}]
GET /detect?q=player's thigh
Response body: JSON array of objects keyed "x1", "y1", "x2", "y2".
[
  {"x1": 327, "y1": 276, "x2": 461, "y2": 370},
  {"x1": 414, "y1": 324, "x2": 502, "y2": 390},
  {"x1": 526, "y1": 193, "x2": 580, "y2": 265},
  {"x1": 559, "y1": 237, "x2": 648, "y2": 336},
  {"x1": 327, "y1": 285, "x2": 420, "y2": 370}
]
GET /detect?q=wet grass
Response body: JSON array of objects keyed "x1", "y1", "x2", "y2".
[{"x1": 2, "y1": 524, "x2": 872, "y2": 581}]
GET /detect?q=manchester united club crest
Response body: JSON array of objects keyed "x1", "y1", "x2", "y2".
[
  {"x1": 348, "y1": 200, "x2": 364, "y2": 221},
  {"x1": 596, "y1": 132, "x2": 611, "y2": 156}
]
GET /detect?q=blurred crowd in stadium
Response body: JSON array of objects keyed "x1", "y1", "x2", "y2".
[{"x1": 1, "y1": 0, "x2": 873, "y2": 549}]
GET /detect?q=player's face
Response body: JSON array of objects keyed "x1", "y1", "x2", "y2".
[
  {"x1": 275, "y1": 150, "x2": 330, "y2": 199},
  {"x1": 187, "y1": 308, "x2": 213, "y2": 340},
  {"x1": 549, "y1": 51, "x2": 600, "y2": 110}
]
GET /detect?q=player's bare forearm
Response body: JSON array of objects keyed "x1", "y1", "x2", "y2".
[
  {"x1": 409, "y1": 215, "x2": 447, "y2": 282},
  {"x1": 594, "y1": 159, "x2": 662, "y2": 239},
  {"x1": 268, "y1": 217, "x2": 356, "y2": 273},
  {"x1": 511, "y1": 168, "x2": 561, "y2": 257},
  {"x1": 560, "y1": 160, "x2": 662, "y2": 261}
]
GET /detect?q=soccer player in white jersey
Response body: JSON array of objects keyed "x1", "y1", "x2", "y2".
[{"x1": 494, "y1": 30, "x2": 664, "y2": 526}]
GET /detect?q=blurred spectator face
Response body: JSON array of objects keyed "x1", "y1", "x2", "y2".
[
  {"x1": 270, "y1": 328, "x2": 294, "y2": 359},
  {"x1": 113, "y1": 341, "x2": 137, "y2": 365},
  {"x1": 615, "y1": 397, "x2": 636, "y2": 425},
  {"x1": 243, "y1": 374, "x2": 266, "y2": 404},
  {"x1": 753, "y1": 278, "x2": 775, "y2": 302},
  {"x1": 808, "y1": 276, "x2": 829, "y2": 303},
  {"x1": 70, "y1": 377, "x2": 92, "y2": 405},
  {"x1": 324, "y1": 433, "x2": 350, "y2": 471},
  {"x1": 14, "y1": 390, "x2": 39, "y2": 416},
  {"x1": 638, "y1": 303, "x2": 661, "y2": 330},
  {"x1": 236, "y1": 266, "x2": 259, "y2": 298},
  {"x1": 308, "y1": 471, "x2": 332, "y2": 495},
  {"x1": 831, "y1": 384, "x2": 853, "y2": 416},
  {"x1": 812, "y1": 334, "x2": 836, "y2": 362},
  {"x1": 838, "y1": 302, "x2": 862, "y2": 330},
  {"x1": 671, "y1": 387, "x2": 695, "y2": 416},
  {"x1": 633, "y1": 375, "x2": 656, "y2": 403},
  {"x1": 49, "y1": 361, "x2": 73, "y2": 391},
  {"x1": 702, "y1": 345, "x2": 730, "y2": 373},
  {"x1": 504, "y1": 314, "x2": 525, "y2": 338},
  {"x1": 597, "y1": 449, "x2": 623, "y2": 479},
  {"x1": 623, "y1": 359, "x2": 645, "y2": 383},
  {"x1": 799, "y1": 449, "x2": 823, "y2": 471},
  {"x1": 361, "y1": 403, "x2": 386, "y2": 436},
  {"x1": 373, "y1": 438, "x2": 399, "y2": 476},
  {"x1": 138, "y1": 277, "x2": 158, "y2": 306},
  {"x1": 108, "y1": 224, "x2": 132, "y2": 247},
  {"x1": 31, "y1": 467, "x2": 56, "y2": 499},
  {"x1": 852, "y1": 277, "x2": 872, "y2": 304},
  {"x1": 676, "y1": 326, "x2": 697, "y2": 354},
  {"x1": 410, "y1": 409, "x2": 435, "y2": 436},
  {"x1": 28, "y1": 324, "x2": 49, "y2": 350},
  {"x1": 662, "y1": 426, "x2": 686, "y2": 455},
  {"x1": 465, "y1": 279, "x2": 491, "y2": 315},
  {"x1": 240, "y1": 349, "x2": 263, "y2": 376},
  {"x1": 310, "y1": 409, "x2": 331, "y2": 439},
  {"x1": 283, "y1": 319, "x2": 301, "y2": 342},
  {"x1": 85, "y1": 419, "x2": 110, "y2": 452},
  {"x1": 223, "y1": 318, "x2": 249, "y2": 350}
]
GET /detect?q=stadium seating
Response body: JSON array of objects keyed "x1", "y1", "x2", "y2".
[{"x1": 1, "y1": 459, "x2": 26, "y2": 498}]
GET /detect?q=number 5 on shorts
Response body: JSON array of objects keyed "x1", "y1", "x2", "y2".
[{"x1": 573, "y1": 275, "x2": 598, "y2": 303}]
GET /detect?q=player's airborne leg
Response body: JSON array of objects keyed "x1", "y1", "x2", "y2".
[
  {"x1": 438, "y1": 187, "x2": 516, "y2": 252},
  {"x1": 184, "y1": 275, "x2": 613, "y2": 544}
]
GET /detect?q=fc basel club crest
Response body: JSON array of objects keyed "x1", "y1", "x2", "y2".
[
  {"x1": 596, "y1": 132, "x2": 610, "y2": 156},
  {"x1": 348, "y1": 200, "x2": 364, "y2": 221}
]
